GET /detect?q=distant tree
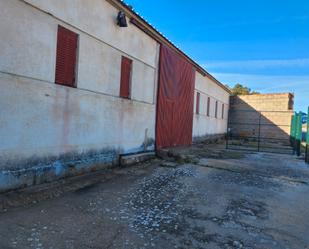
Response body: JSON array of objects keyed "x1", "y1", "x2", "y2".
[
  {"x1": 231, "y1": 84, "x2": 251, "y2": 95},
  {"x1": 250, "y1": 90, "x2": 260, "y2": 95},
  {"x1": 226, "y1": 83, "x2": 260, "y2": 96}
]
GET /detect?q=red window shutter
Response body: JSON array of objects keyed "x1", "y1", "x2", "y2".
[
  {"x1": 120, "y1": 56, "x2": 132, "y2": 98},
  {"x1": 196, "y1": 92, "x2": 200, "y2": 114},
  {"x1": 222, "y1": 104, "x2": 225, "y2": 119},
  {"x1": 215, "y1": 101, "x2": 218, "y2": 118},
  {"x1": 55, "y1": 26, "x2": 78, "y2": 87},
  {"x1": 207, "y1": 97, "x2": 210, "y2": 116}
]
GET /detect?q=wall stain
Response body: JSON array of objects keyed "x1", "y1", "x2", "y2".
[{"x1": 0, "y1": 148, "x2": 119, "y2": 193}]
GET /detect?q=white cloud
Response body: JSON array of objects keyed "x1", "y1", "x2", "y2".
[
  {"x1": 203, "y1": 58, "x2": 309, "y2": 70},
  {"x1": 212, "y1": 72, "x2": 309, "y2": 90}
]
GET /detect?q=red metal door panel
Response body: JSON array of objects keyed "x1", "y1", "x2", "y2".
[
  {"x1": 156, "y1": 99, "x2": 174, "y2": 148},
  {"x1": 55, "y1": 26, "x2": 78, "y2": 87},
  {"x1": 156, "y1": 45, "x2": 196, "y2": 149}
]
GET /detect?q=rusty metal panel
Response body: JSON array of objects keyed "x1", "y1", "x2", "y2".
[
  {"x1": 156, "y1": 45, "x2": 195, "y2": 149},
  {"x1": 55, "y1": 26, "x2": 78, "y2": 87}
]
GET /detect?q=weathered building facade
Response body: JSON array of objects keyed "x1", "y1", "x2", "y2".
[
  {"x1": 193, "y1": 73, "x2": 230, "y2": 139},
  {"x1": 0, "y1": 0, "x2": 230, "y2": 192}
]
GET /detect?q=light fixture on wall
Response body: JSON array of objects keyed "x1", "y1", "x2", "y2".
[{"x1": 117, "y1": 11, "x2": 128, "y2": 27}]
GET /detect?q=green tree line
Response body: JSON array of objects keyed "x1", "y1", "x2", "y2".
[{"x1": 225, "y1": 83, "x2": 260, "y2": 96}]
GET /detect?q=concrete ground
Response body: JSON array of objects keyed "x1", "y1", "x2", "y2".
[{"x1": 1, "y1": 144, "x2": 309, "y2": 249}]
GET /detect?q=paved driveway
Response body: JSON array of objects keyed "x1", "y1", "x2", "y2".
[{"x1": 0, "y1": 145, "x2": 309, "y2": 249}]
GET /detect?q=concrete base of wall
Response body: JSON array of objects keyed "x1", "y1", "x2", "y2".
[
  {"x1": 0, "y1": 135, "x2": 228, "y2": 193},
  {"x1": 156, "y1": 134, "x2": 226, "y2": 162},
  {"x1": 0, "y1": 145, "x2": 158, "y2": 193},
  {"x1": 119, "y1": 152, "x2": 156, "y2": 167},
  {"x1": 0, "y1": 149, "x2": 122, "y2": 193},
  {"x1": 193, "y1": 133, "x2": 226, "y2": 144}
]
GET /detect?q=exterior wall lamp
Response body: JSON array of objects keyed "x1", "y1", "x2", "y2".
[{"x1": 117, "y1": 11, "x2": 128, "y2": 27}]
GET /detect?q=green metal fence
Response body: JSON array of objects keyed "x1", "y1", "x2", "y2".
[
  {"x1": 305, "y1": 107, "x2": 309, "y2": 164},
  {"x1": 291, "y1": 112, "x2": 303, "y2": 157},
  {"x1": 290, "y1": 114, "x2": 296, "y2": 144}
]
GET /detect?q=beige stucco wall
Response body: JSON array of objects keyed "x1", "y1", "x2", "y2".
[
  {"x1": 193, "y1": 72, "x2": 230, "y2": 138},
  {"x1": 0, "y1": 0, "x2": 159, "y2": 172}
]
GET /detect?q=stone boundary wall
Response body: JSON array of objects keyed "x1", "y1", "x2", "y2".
[{"x1": 229, "y1": 93, "x2": 294, "y2": 142}]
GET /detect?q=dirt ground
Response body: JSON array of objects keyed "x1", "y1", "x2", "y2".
[{"x1": 1, "y1": 143, "x2": 309, "y2": 249}]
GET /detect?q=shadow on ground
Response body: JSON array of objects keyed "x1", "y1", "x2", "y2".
[{"x1": 0, "y1": 143, "x2": 309, "y2": 249}]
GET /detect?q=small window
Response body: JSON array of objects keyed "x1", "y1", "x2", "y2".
[
  {"x1": 207, "y1": 97, "x2": 210, "y2": 117},
  {"x1": 222, "y1": 104, "x2": 225, "y2": 119},
  {"x1": 55, "y1": 25, "x2": 78, "y2": 87},
  {"x1": 215, "y1": 101, "x2": 218, "y2": 118},
  {"x1": 196, "y1": 92, "x2": 200, "y2": 114},
  {"x1": 120, "y1": 56, "x2": 133, "y2": 99}
]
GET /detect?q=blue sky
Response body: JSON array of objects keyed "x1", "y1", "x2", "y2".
[{"x1": 125, "y1": 0, "x2": 309, "y2": 112}]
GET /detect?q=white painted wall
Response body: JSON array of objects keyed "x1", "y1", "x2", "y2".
[
  {"x1": 0, "y1": 73, "x2": 156, "y2": 162},
  {"x1": 193, "y1": 72, "x2": 230, "y2": 138},
  {"x1": 0, "y1": 0, "x2": 230, "y2": 174},
  {"x1": 0, "y1": 0, "x2": 57, "y2": 82},
  {"x1": 24, "y1": 0, "x2": 158, "y2": 67},
  {"x1": 0, "y1": 0, "x2": 159, "y2": 168}
]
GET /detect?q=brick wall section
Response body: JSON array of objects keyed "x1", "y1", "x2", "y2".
[{"x1": 229, "y1": 93, "x2": 294, "y2": 141}]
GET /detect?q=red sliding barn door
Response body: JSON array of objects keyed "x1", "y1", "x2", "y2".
[{"x1": 156, "y1": 45, "x2": 196, "y2": 149}]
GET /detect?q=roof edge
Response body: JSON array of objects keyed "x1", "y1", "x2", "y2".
[{"x1": 107, "y1": 0, "x2": 231, "y2": 94}]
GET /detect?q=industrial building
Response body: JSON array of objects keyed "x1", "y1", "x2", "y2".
[{"x1": 0, "y1": 0, "x2": 230, "y2": 192}]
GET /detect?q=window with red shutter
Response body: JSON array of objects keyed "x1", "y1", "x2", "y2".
[
  {"x1": 55, "y1": 26, "x2": 78, "y2": 88},
  {"x1": 120, "y1": 56, "x2": 133, "y2": 99},
  {"x1": 196, "y1": 92, "x2": 200, "y2": 114},
  {"x1": 207, "y1": 97, "x2": 210, "y2": 117},
  {"x1": 222, "y1": 104, "x2": 225, "y2": 119},
  {"x1": 215, "y1": 101, "x2": 218, "y2": 118}
]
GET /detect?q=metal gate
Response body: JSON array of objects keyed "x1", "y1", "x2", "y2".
[{"x1": 226, "y1": 109, "x2": 293, "y2": 154}]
